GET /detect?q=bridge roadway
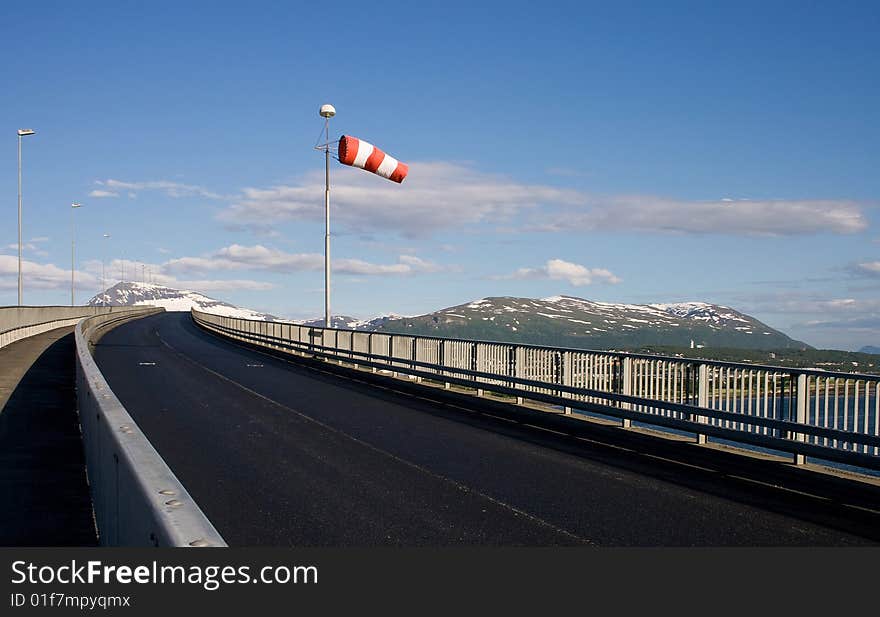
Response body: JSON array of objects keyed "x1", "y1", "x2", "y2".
[{"x1": 94, "y1": 312, "x2": 878, "y2": 546}]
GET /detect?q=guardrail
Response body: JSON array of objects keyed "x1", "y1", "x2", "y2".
[
  {"x1": 77, "y1": 309, "x2": 227, "y2": 547},
  {"x1": 192, "y1": 309, "x2": 880, "y2": 474},
  {"x1": 0, "y1": 306, "x2": 138, "y2": 349}
]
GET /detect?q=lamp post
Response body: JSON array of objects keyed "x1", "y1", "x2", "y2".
[
  {"x1": 17, "y1": 128, "x2": 36, "y2": 305},
  {"x1": 71, "y1": 202, "x2": 82, "y2": 305},
  {"x1": 102, "y1": 233, "x2": 110, "y2": 305},
  {"x1": 319, "y1": 103, "x2": 335, "y2": 328}
]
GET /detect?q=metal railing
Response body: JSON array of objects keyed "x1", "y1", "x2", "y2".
[
  {"x1": 77, "y1": 309, "x2": 227, "y2": 547},
  {"x1": 191, "y1": 309, "x2": 880, "y2": 474}
]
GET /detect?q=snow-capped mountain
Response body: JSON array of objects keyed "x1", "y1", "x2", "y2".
[
  {"x1": 369, "y1": 295, "x2": 808, "y2": 351},
  {"x1": 297, "y1": 313, "x2": 409, "y2": 330},
  {"x1": 87, "y1": 282, "x2": 278, "y2": 321},
  {"x1": 86, "y1": 285, "x2": 806, "y2": 351}
]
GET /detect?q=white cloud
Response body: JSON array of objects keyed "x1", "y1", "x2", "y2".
[
  {"x1": 531, "y1": 196, "x2": 867, "y2": 236},
  {"x1": 164, "y1": 278, "x2": 275, "y2": 292},
  {"x1": 89, "y1": 189, "x2": 119, "y2": 198},
  {"x1": 501, "y1": 258, "x2": 621, "y2": 286},
  {"x1": 164, "y1": 244, "x2": 449, "y2": 277},
  {"x1": 165, "y1": 245, "x2": 323, "y2": 273},
  {"x1": 94, "y1": 179, "x2": 222, "y2": 200},
  {"x1": 788, "y1": 298, "x2": 880, "y2": 337},
  {"x1": 218, "y1": 162, "x2": 586, "y2": 236},
  {"x1": 335, "y1": 254, "x2": 449, "y2": 276},
  {"x1": 731, "y1": 291, "x2": 880, "y2": 316},
  {"x1": 853, "y1": 261, "x2": 880, "y2": 277},
  {"x1": 0, "y1": 255, "x2": 97, "y2": 290},
  {"x1": 216, "y1": 161, "x2": 867, "y2": 237},
  {"x1": 86, "y1": 258, "x2": 276, "y2": 294},
  {"x1": 4, "y1": 243, "x2": 49, "y2": 257},
  {"x1": 800, "y1": 316, "x2": 880, "y2": 331},
  {"x1": 726, "y1": 290, "x2": 880, "y2": 349}
]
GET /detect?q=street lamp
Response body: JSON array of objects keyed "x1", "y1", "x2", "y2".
[
  {"x1": 102, "y1": 233, "x2": 111, "y2": 305},
  {"x1": 319, "y1": 103, "x2": 335, "y2": 328},
  {"x1": 71, "y1": 202, "x2": 82, "y2": 306},
  {"x1": 17, "y1": 128, "x2": 36, "y2": 305}
]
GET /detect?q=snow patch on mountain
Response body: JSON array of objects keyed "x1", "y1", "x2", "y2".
[{"x1": 88, "y1": 282, "x2": 278, "y2": 321}]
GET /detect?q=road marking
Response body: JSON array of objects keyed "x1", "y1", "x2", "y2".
[
  {"x1": 155, "y1": 330, "x2": 594, "y2": 546},
  {"x1": 138, "y1": 362, "x2": 157, "y2": 366},
  {"x1": 520, "y1": 423, "x2": 570, "y2": 437},
  {"x1": 724, "y1": 474, "x2": 834, "y2": 502},
  {"x1": 637, "y1": 453, "x2": 718, "y2": 473},
  {"x1": 246, "y1": 363, "x2": 264, "y2": 368},
  {"x1": 841, "y1": 502, "x2": 880, "y2": 515}
]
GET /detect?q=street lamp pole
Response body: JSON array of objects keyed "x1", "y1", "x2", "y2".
[
  {"x1": 71, "y1": 202, "x2": 82, "y2": 305},
  {"x1": 102, "y1": 233, "x2": 110, "y2": 305},
  {"x1": 17, "y1": 129, "x2": 35, "y2": 306},
  {"x1": 319, "y1": 104, "x2": 336, "y2": 328}
]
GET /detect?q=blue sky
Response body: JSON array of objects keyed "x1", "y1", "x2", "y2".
[{"x1": 1, "y1": 1, "x2": 878, "y2": 350}]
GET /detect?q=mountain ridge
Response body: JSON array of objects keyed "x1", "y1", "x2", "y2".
[
  {"x1": 368, "y1": 295, "x2": 810, "y2": 351},
  {"x1": 87, "y1": 281, "x2": 278, "y2": 321},
  {"x1": 88, "y1": 284, "x2": 809, "y2": 351}
]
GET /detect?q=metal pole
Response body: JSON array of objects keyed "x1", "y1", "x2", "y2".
[
  {"x1": 17, "y1": 134, "x2": 22, "y2": 305},
  {"x1": 324, "y1": 117, "x2": 331, "y2": 328},
  {"x1": 71, "y1": 206, "x2": 75, "y2": 305},
  {"x1": 102, "y1": 234, "x2": 112, "y2": 304}
]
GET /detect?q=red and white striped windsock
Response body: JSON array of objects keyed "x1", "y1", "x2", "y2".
[{"x1": 338, "y1": 135, "x2": 409, "y2": 183}]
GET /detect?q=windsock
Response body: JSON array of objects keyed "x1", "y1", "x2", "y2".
[{"x1": 338, "y1": 135, "x2": 408, "y2": 183}]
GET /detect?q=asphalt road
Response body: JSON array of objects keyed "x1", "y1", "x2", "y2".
[{"x1": 93, "y1": 312, "x2": 876, "y2": 546}]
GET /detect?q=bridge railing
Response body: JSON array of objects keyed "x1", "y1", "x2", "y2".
[
  {"x1": 0, "y1": 306, "x2": 138, "y2": 349},
  {"x1": 191, "y1": 309, "x2": 880, "y2": 474},
  {"x1": 77, "y1": 309, "x2": 227, "y2": 547}
]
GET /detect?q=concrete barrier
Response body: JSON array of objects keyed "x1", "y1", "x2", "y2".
[
  {"x1": 0, "y1": 306, "x2": 140, "y2": 350},
  {"x1": 75, "y1": 309, "x2": 227, "y2": 547}
]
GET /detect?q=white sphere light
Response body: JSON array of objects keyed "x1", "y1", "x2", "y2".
[{"x1": 319, "y1": 104, "x2": 336, "y2": 118}]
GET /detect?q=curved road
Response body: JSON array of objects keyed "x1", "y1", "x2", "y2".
[{"x1": 94, "y1": 312, "x2": 876, "y2": 546}]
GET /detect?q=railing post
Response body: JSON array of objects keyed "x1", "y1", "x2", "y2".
[
  {"x1": 792, "y1": 373, "x2": 807, "y2": 465},
  {"x1": 440, "y1": 339, "x2": 449, "y2": 388},
  {"x1": 412, "y1": 338, "x2": 421, "y2": 382},
  {"x1": 695, "y1": 363, "x2": 709, "y2": 444},
  {"x1": 473, "y1": 343, "x2": 483, "y2": 397},
  {"x1": 335, "y1": 330, "x2": 344, "y2": 366},
  {"x1": 621, "y1": 356, "x2": 632, "y2": 428},
  {"x1": 562, "y1": 351, "x2": 572, "y2": 415},
  {"x1": 515, "y1": 346, "x2": 524, "y2": 405},
  {"x1": 388, "y1": 334, "x2": 397, "y2": 377}
]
